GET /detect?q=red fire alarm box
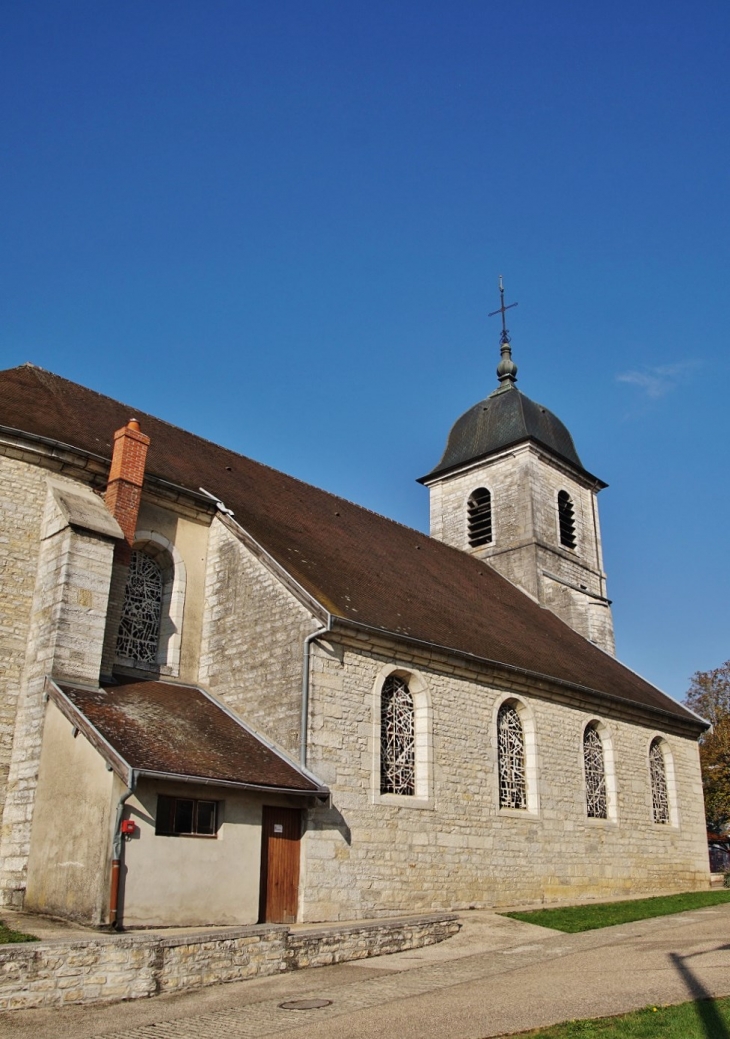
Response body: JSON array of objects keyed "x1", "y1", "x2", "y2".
[{"x1": 120, "y1": 820, "x2": 136, "y2": 836}]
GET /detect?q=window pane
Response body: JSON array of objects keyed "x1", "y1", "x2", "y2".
[
  {"x1": 174, "y1": 799, "x2": 194, "y2": 834},
  {"x1": 116, "y1": 550, "x2": 163, "y2": 663},
  {"x1": 498, "y1": 704, "x2": 527, "y2": 809},
  {"x1": 196, "y1": 801, "x2": 217, "y2": 835},
  {"x1": 380, "y1": 676, "x2": 415, "y2": 795},
  {"x1": 650, "y1": 741, "x2": 670, "y2": 824},
  {"x1": 584, "y1": 726, "x2": 607, "y2": 819},
  {"x1": 155, "y1": 795, "x2": 175, "y2": 835}
]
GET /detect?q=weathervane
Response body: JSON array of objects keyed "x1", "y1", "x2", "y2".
[{"x1": 488, "y1": 275, "x2": 518, "y2": 345}]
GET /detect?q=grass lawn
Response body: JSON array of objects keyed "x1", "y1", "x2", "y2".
[
  {"x1": 502, "y1": 997, "x2": 730, "y2": 1037},
  {"x1": 500, "y1": 889, "x2": 730, "y2": 933},
  {"x1": 0, "y1": 919, "x2": 39, "y2": 944}
]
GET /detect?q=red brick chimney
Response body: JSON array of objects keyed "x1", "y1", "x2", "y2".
[
  {"x1": 105, "y1": 418, "x2": 150, "y2": 561},
  {"x1": 100, "y1": 419, "x2": 151, "y2": 679}
]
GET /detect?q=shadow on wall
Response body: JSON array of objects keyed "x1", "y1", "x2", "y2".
[{"x1": 310, "y1": 804, "x2": 351, "y2": 846}]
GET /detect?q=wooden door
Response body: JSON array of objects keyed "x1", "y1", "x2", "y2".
[{"x1": 259, "y1": 806, "x2": 302, "y2": 923}]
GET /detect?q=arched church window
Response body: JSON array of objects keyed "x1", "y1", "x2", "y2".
[
  {"x1": 649, "y1": 738, "x2": 670, "y2": 824},
  {"x1": 557, "y1": 490, "x2": 576, "y2": 549},
  {"x1": 380, "y1": 675, "x2": 415, "y2": 796},
  {"x1": 468, "y1": 488, "x2": 493, "y2": 547},
  {"x1": 498, "y1": 703, "x2": 527, "y2": 809},
  {"x1": 583, "y1": 724, "x2": 607, "y2": 819},
  {"x1": 116, "y1": 550, "x2": 163, "y2": 664}
]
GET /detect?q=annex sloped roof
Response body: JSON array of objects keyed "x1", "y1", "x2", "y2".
[
  {"x1": 52, "y1": 678, "x2": 326, "y2": 792},
  {"x1": 1, "y1": 364, "x2": 701, "y2": 728}
]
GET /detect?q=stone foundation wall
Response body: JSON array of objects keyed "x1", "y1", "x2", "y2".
[{"x1": 0, "y1": 913, "x2": 459, "y2": 1011}]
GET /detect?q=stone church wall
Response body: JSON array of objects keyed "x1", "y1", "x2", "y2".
[
  {"x1": 301, "y1": 639, "x2": 708, "y2": 921},
  {"x1": 0, "y1": 454, "x2": 47, "y2": 811},
  {"x1": 199, "y1": 518, "x2": 317, "y2": 756}
]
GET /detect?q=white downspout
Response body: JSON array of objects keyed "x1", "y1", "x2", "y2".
[{"x1": 301, "y1": 621, "x2": 331, "y2": 767}]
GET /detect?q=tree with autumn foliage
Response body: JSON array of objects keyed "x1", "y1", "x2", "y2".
[{"x1": 684, "y1": 660, "x2": 730, "y2": 833}]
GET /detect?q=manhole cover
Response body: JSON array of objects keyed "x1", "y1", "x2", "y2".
[{"x1": 279, "y1": 998, "x2": 332, "y2": 1011}]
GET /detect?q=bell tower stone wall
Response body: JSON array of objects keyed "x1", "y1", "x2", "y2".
[{"x1": 425, "y1": 441, "x2": 615, "y2": 655}]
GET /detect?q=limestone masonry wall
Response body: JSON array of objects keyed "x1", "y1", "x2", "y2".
[
  {"x1": 427, "y1": 444, "x2": 615, "y2": 653},
  {"x1": 199, "y1": 518, "x2": 317, "y2": 756},
  {"x1": 0, "y1": 471, "x2": 117, "y2": 908},
  {"x1": 0, "y1": 455, "x2": 47, "y2": 809},
  {"x1": 0, "y1": 914, "x2": 459, "y2": 1010},
  {"x1": 300, "y1": 639, "x2": 708, "y2": 922}
]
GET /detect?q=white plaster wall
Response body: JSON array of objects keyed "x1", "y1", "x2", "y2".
[
  {"x1": 121, "y1": 781, "x2": 294, "y2": 928},
  {"x1": 25, "y1": 700, "x2": 115, "y2": 925}
]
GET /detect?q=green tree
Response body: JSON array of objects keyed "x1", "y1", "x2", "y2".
[{"x1": 684, "y1": 661, "x2": 730, "y2": 833}]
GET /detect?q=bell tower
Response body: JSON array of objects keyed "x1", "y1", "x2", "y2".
[{"x1": 418, "y1": 281, "x2": 615, "y2": 656}]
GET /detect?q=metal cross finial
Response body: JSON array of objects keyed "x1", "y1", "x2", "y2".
[{"x1": 488, "y1": 275, "x2": 518, "y2": 344}]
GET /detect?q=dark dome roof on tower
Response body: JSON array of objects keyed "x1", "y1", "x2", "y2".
[{"x1": 421, "y1": 385, "x2": 594, "y2": 482}]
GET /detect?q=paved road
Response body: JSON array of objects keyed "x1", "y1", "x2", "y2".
[{"x1": 2, "y1": 906, "x2": 729, "y2": 1039}]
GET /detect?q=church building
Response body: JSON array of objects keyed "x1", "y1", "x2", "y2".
[{"x1": 0, "y1": 318, "x2": 710, "y2": 928}]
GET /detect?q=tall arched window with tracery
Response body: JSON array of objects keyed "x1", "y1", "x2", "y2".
[
  {"x1": 380, "y1": 675, "x2": 415, "y2": 795},
  {"x1": 649, "y1": 738, "x2": 670, "y2": 824},
  {"x1": 467, "y1": 488, "x2": 493, "y2": 547},
  {"x1": 498, "y1": 703, "x2": 527, "y2": 809},
  {"x1": 583, "y1": 724, "x2": 607, "y2": 819},
  {"x1": 116, "y1": 550, "x2": 163, "y2": 664},
  {"x1": 557, "y1": 490, "x2": 576, "y2": 549}
]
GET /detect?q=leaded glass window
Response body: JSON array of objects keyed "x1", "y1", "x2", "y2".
[
  {"x1": 650, "y1": 739, "x2": 670, "y2": 824},
  {"x1": 498, "y1": 703, "x2": 527, "y2": 809},
  {"x1": 116, "y1": 550, "x2": 163, "y2": 663},
  {"x1": 468, "y1": 488, "x2": 493, "y2": 547},
  {"x1": 584, "y1": 725, "x2": 607, "y2": 819},
  {"x1": 380, "y1": 675, "x2": 415, "y2": 795}
]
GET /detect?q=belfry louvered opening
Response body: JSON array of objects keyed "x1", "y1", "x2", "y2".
[
  {"x1": 557, "y1": 490, "x2": 576, "y2": 549},
  {"x1": 467, "y1": 488, "x2": 493, "y2": 547}
]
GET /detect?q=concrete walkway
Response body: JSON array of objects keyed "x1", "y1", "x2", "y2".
[{"x1": 2, "y1": 904, "x2": 730, "y2": 1038}]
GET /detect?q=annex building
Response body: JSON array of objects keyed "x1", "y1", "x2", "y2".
[{"x1": 0, "y1": 337, "x2": 710, "y2": 928}]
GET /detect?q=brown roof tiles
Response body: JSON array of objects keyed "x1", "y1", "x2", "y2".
[
  {"x1": 53, "y1": 679, "x2": 325, "y2": 792},
  {"x1": 1, "y1": 364, "x2": 702, "y2": 729}
]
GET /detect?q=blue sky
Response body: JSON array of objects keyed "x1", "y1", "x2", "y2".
[{"x1": 1, "y1": 1, "x2": 728, "y2": 702}]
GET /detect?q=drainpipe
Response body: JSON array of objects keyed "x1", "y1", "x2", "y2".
[
  {"x1": 109, "y1": 769, "x2": 137, "y2": 930},
  {"x1": 301, "y1": 622, "x2": 331, "y2": 767}
]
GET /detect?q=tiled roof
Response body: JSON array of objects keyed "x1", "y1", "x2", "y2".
[
  {"x1": 1, "y1": 364, "x2": 702, "y2": 729},
  {"x1": 52, "y1": 679, "x2": 325, "y2": 792}
]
